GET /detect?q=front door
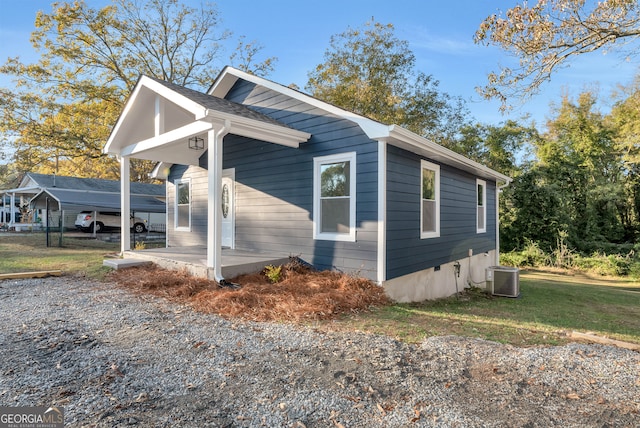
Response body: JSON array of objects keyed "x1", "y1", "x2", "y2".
[{"x1": 221, "y1": 169, "x2": 234, "y2": 248}]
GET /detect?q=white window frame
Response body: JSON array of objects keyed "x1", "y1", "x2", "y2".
[
  {"x1": 174, "y1": 178, "x2": 191, "y2": 231},
  {"x1": 313, "y1": 152, "x2": 357, "y2": 242},
  {"x1": 421, "y1": 160, "x2": 440, "y2": 239},
  {"x1": 477, "y1": 178, "x2": 487, "y2": 233}
]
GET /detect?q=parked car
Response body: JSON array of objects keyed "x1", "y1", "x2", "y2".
[{"x1": 75, "y1": 211, "x2": 147, "y2": 233}]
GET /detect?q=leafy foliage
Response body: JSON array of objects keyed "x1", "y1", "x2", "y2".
[
  {"x1": 320, "y1": 162, "x2": 349, "y2": 197},
  {"x1": 455, "y1": 120, "x2": 538, "y2": 176},
  {"x1": 0, "y1": 0, "x2": 275, "y2": 180},
  {"x1": 263, "y1": 264, "x2": 283, "y2": 283},
  {"x1": 475, "y1": 0, "x2": 640, "y2": 110},
  {"x1": 306, "y1": 20, "x2": 469, "y2": 147},
  {"x1": 501, "y1": 88, "x2": 640, "y2": 255},
  {"x1": 501, "y1": 242, "x2": 638, "y2": 278}
]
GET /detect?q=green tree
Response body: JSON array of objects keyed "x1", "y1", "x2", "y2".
[
  {"x1": 500, "y1": 166, "x2": 569, "y2": 252},
  {"x1": 545, "y1": 92, "x2": 626, "y2": 245},
  {"x1": 306, "y1": 20, "x2": 469, "y2": 147},
  {"x1": 455, "y1": 120, "x2": 538, "y2": 177},
  {"x1": 502, "y1": 90, "x2": 631, "y2": 252},
  {"x1": 475, "y1": 0, "x2": 640, "y2": 110},
  {"x1": 0, "y1": 0, "x2": 275, "y2": 181},
  {"x1": 608, "y1": 76, "x2": 640, "y2": 239}
]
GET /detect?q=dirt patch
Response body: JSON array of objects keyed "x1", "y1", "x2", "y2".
[{"x1": 108, "y1": 259, "x2": 390, "y2": 322}]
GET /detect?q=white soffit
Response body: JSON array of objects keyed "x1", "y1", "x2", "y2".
[{"x1": 210, "y1": 67, "x2": 510, "y2": 183}]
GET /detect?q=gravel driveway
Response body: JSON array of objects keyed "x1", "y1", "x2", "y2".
[{"x1": 1, "y1": 275, "x2": 638, "y2": 427}]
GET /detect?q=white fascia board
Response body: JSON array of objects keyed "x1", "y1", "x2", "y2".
[
  {"x1": 105, "y1": 76, "x2": 207, "y2": 155},
  {"x1": 29, "y1": 190, "x2": 61, "y2": 210},
  {"x1": 0, "y1": 186, "x2": 42, "y2": 194},
  {"x1": 19, "y1": 174, "x2": 38, "y2": 188},
  {"x1": 209, "y1": 67, "x2": 387, "y2": 135},
  {"x1": 119, "y1": 120, "x2": 213, "y2": 158},
  {"x1": 384, "y1": 126, "x2": 512, "y2": 184},
  {"x1": 210, "y1": 68, "x2": 510, "y2": 184},
  {"x1": 204, "y1": 110, "x2": 311, "y2": 148},
  {"x1": 104, "y1": 81, "x2": 144, "y2": 155},
  {"x1": 142, "y1": 76, "x2": 207, "y2": 119}
]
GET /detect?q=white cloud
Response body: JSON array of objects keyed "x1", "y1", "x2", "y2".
[{"x1": 400, "y1": 25, "x2": 477, "y2": 56}]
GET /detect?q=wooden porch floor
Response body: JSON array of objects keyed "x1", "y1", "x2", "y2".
[{"x1": 121, "y1": 246, "x2": 291, "y2": 279}]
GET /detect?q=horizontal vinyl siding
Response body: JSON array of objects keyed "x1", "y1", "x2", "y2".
[
  {"x1": 221, "y1": 81, "x2": 379, "y2": 280},
  {"x1": 386, "y1": 145, "x2": 496, "y2": 280},
  {"x1": 167, "y1": 164, "x2": 208, "y2": 247}
]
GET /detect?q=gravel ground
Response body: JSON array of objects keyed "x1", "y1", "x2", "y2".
[{"x1": 0, "y1": 275, "x2": 638, "y2": 427}]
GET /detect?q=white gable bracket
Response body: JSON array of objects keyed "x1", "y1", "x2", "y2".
[{"x1": 119, "y1": 121, "x2": 213, "y2": 157}]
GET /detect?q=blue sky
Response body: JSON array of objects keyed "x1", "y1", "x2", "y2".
[{"x1": 1, "y1": 0, "x2": 639, "y2": 129}]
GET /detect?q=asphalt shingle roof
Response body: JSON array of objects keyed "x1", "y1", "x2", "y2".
[{"x1": 144, "y1": 75, "x2": 291, "y2": 129}]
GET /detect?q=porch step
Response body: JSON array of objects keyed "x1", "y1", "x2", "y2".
[
  {"x1": 222, "y1": 256, "x2": 291, "y2": 278},
  {"x1": 119, "y1": 248, "x2": 291, "y2": 280},
  {"x1": 103, "y1": 258, "x2": 153, "y2": 270}
]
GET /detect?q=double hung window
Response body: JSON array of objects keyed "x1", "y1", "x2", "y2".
[
  {"x1": 477, "y1": 179, "x2": 486, "y2": 233},
  {"x1": 421, "y1": 160, "x2": 440, "y2": 239},
  {"x1": 175, "y1": 179, "x2": 191, "y2": 231},
  {"x1": 313, "y1": 152, "x2": 356, "y2": 241}
]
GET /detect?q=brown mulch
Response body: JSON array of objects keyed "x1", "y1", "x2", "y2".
[{"x1": 108, "y1": 258, "x2": 390, "y2": 322}]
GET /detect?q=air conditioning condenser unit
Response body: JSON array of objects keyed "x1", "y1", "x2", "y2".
[{"x1": 485, "y1": 266, "x2": 520, "y2": 298}]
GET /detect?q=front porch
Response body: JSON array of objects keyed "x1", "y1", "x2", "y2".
[
  {"x1": 119, "y1": 246, "x2": 291, "y2": 280},
  {"x1": 104, "y1": 74, "x2": 311, "y2": 283}
]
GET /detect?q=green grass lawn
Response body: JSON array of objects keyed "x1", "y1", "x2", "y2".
[
  {"x1": 333, "y1": 270, "x2": 640, "y2": 347},
  {"x1": 0, "y1": 232, "x2": 120, "y2": 278},
  {"x1": 2, "y1": 233, "x2": 639, "y2": 347}
]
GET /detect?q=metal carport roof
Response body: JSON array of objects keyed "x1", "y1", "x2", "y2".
[{"x1": 30, "y1": 188, "x2": 166, "y2": 213}]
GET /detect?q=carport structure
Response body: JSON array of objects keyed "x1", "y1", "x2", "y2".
[
  {"x1": 31, "y1": 187, "x2": 166, "y2": 236},
  {"x1": 1, "y1": 173, "x2": 165, "y2": 232}
]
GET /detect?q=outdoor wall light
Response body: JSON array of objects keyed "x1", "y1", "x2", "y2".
[{"x1": 188, "y1": 136, "x2": 204, "y2": 150}]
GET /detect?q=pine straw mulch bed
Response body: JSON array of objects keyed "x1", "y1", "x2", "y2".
[{"x1": 107, "y1": 258, "x2": 390, "y2": 322}]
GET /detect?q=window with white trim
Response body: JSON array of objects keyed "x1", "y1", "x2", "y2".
[
  {"x1": 313, "y1": 152, "x2": 356, "y2": 241},
  {"x1": 175, "y1": 178, "x2": 191, "y2": 231},
  {"x1": 421, "y1": 160, "x2": 440, "y2": 239},
  {"x1": 477, "y1": 179, "x2": 486, "y2": 233}
]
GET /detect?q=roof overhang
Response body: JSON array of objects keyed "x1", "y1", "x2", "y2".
[
  {"x1": 210, "y1": 67, "x2": 511, "y2": 184},
  {"x1": 30, "y1": 188, "x2": 166, "y2": 213},
  {"x1": 380, "y1": 126, "x2": 512, "y2": 184},
  {"x1": 0, "y1": 186, "x2": 42, "y2": 196},
  {"x1": 104, "y1": 75, "x2": 310, "y2": 165}
]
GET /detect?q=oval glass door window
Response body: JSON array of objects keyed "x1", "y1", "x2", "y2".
[{"x1": 221, "y1": 184, "x2": 229, "y2": 218}]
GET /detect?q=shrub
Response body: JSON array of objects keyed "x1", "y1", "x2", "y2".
[
  {"x1": 573, "y1": 253, "x2": 631, "y2": 276},
  {"x1": 499, "y1": 252, "x2": 525, "y2": 267},
  {"x1": 520, "y1": 241, "x2": 549, "y2": 267},
  {"x1": 501, "y1": 240, "x2": 638, "y2": 278},
  {"x1": 550, "y1": 230, "x2": 575, "y2": 269},
  {"x1": 263, "y1": 264, "x2": 283, "y2": 283}
]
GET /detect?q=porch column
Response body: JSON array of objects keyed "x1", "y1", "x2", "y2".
[
  {"x1": 207, "y1": 121, "x2": 230, "y2": 282},
  {"x1": 120, "y1": 156, "x2": 131, "y2": 253},
  {"x1": 376, "y1": 140, "x2": 387, "y2": 284},
  {"x1": 9, "y1": 192, "x2": 15, "y2": 226}
]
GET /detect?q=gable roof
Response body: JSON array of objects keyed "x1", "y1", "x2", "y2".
[
  {"x1": 209, "y1": 66, "x2": 511, "y2": 184},
  {"x1": 104, "y1": 75, "x2": 311, "y2": 164},
  {"x1": 143, "y1": 75, "x2": 292, "y2": 129}
]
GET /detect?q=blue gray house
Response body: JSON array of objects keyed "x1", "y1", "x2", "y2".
[{"x1": 104, "y1": 66, "x2": 511, "y2": 301}]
